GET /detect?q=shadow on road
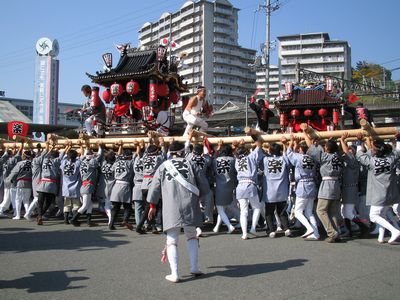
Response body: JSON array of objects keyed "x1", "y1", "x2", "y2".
[
  {"x1": 0, "y1": 227, "x2": 34, "y2": 232},
  {"x1": 195, "y1": 259, "x2": 308, "y2": 279},
  {"x1": 0, "y1": 229, "x2": 129, "y2": 253},
  {"x1": 0, "y1": 269, "x2": 89, "y2": 293}
]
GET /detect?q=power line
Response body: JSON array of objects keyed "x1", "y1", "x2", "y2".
[
  {"x1": 379, "y1": 57, "x2": 400, "y2": 65},
  {"x1": 0, "y1": 0, "x2": 182, "y2": 64}
]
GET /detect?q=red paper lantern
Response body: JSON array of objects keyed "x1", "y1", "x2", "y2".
[
  {"x1": 158, "y1": 83, "x2": 169, "y2": 97},
  {"x1": 110, "y1": 83, "x2": 123, "y2": 96},
  {"x1": 318, "y1": 108, "x2": 328, "y2": 118},
  {"x1": 126, "y1": 80, "x2": 139, "y2": 95},
  {"x1": 102, "y1": 89, "x2": 111, "y2": 103},
  {"x1": 290, "y1": 109, "x2": 300, "y2": 118},
  {"x1": 333, "y1": 109, "x2": 339, "y2": 126},
  {"x1": 304, "y1": 109, "x2": 313, "y2": 117}
]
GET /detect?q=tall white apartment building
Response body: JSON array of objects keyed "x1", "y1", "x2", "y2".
[
  {"x1": 277, "y1": 32, "x2": 351, "y2": 85},
  {"x1": 138, "y1": 0, "x2": 256, "y2": 105},
  {"x1": 255, "y1": 64, "x2": 280, "y2": 100}
]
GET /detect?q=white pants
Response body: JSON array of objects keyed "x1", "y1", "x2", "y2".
[
  {"x1": 0, "y1": 187, "x2": 16, "y2": 213},
  {"x1": 238, "y1": 196, "x2": 262, "y2": 237},
  {"x1": 183, "y1": 111, "x2": 208, "y2": 136},
  {"x1": 104, "y1": 197, "x2": 112, "y2": 223},
  {"x1": 295, "y1": 197, "x2": 319, "y2": 237},
  {"x1": 78, "y1": 194, "x2": 93, "y2": 214},
  {"x1": 26, "y1": 196, "x2": 39, "y2": 216},
  {"x1": 85, "y1": 116, "x2": 94, "y2": 135},
  {"x1": 14, "y1": 187, "x2": 32, "y2": 219},
  {"x1": 370, "y1": 205, "x2": 400, "y2": 241},
  {"x1": 165, "y1": 226, "x2": 199, "y2": 278}
]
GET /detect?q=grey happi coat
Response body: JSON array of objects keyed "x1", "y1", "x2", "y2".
[
  {"x1": 212, "y1": 156, "x2": 237, "y2": 206},
  {"x1": 147, "y1": 157, "x2": 208, "y2": 231},
  {"x1": 357, "y1": 150, "x2": 400, "y2": 206}
]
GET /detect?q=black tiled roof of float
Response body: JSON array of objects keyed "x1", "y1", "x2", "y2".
[
  {"x1": 86, "y1": 49, "x2": 157, "y2": 82},
  {"x1": 276, "y1": 89, "x2": 342, "y2": 109}
]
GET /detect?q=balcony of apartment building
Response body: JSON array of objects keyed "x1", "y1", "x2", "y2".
[
  {"x1": 299, "y1": 38, "x2": 324, "y2": 45},
  {"x1": 323, "y1": 66, "x2": 345, "y2": 72},
  {"x1": 180, "y1": 16, "x2": 200, "y2": 28},
  {"x1": 213, "y1": 45, "x2": 229, "y2": 55},
  {"x1": 180, "y1": 65, "x2": 201, "y2": 76},
  {"x1": 322, "y1": 46, "x2": 345, "y2": 53},
  {"x1": 281, "y1": 68, "x2": 296, "y2": 75},
  {"x1": 214, "y1": 25, "x2": 233, "y2": 36},
  {"x1": 179, "y1": 37, "x2": 194, "y2": 47},
  {"x1": 214, "y1": 37, "x2": 233, "y2": 45},
  {"x1": 214, "y1": 16, "x2": 232, "y2": 24},
  {"x1": 322, "y1": 56, "x2": 345, "y2": 63},
  {"x1": 158, "y1": 28, "x2": 171, "y2": 38},
  {"x1": 280, "y1": 58, "x2": 298, "y2": 65},
  {"x1": 280, "y1": 48, "x2": 301, "y2": 56},
  {"x1": 139, "y1": 27, "x2": 152, "y2": 39},
  {"x1": 184, "y1": 55, "x2": 201, "y2": 65},
  {"x1": 300, "y1": 47, "x2": 323, "y2": 54},
  {"x1": 214, "y1": 6, "x2": 232, "y2": 16},
  {"x1": 180, "y1": 7, "x2": 195, "y2": 19},
  {"x1": 214, "y1": 56, "x2": 232, "y2": 65},
  {"x1": 140, "y1": 36, "x2": 152, "y2": 45},
  {"x1": 180, "y1": 27, "x2": 195, "y2": 38}
]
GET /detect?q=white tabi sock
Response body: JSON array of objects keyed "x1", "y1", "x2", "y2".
[
  {"x1": 213, "y1": 215, "x2": 222, "y2": 232},
  {"x1": 25, "y1": 198, "x2": 38, "y2": 216},
  {"x1": 13, "y1": 198, "x2": 22, "y2": 219},
  {"x1": 250, "y1": 208, "x2": 261, "y2": 233},
  {"x1": 167, "y1": 244, "x2": 179, "y2": 279}
]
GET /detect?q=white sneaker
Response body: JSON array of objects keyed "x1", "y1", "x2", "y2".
[
  {"x1": 276, "y1": 226, "x2": 283, "y2": 232},
  {"x1": 285, "y1": 229, "x2": 292, "y2": 237},
  {"x1": 269, "y1": 232, "x2": 276, "y2": 238},
  {"x1": 165, "y1": 274, "x2": 180, "y2": 283},
  {"x1": 196, "y1": 227, "x2": 202, "y2": 238},
  {"x1": 213, "y1": 226, "x2": 219, "y2": 233},
  {"x1": 23, "y1": 214, "x2": 33, "y2": 221},
  {"x1": 241, "y1": 234, "x2": 248, "y2": 240},
  {"x1": 305, "y1": 234, "x2": 320, "y2": 241},
  {"x1": 388, "y1": 231, "x2": 400, "y2": 244},
  {"x1": 249, "y1": 228, "x2": 257, "y2": 236},
  {"x1": 12, "y1": 216, "x2": 21, "y2": 220},
  {"x1": 228, "y1": 225, "x2": 235, "y2": 234}
]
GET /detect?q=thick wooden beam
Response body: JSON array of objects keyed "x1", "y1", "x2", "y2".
[{"x1": 1, "y1": 124, "x2": 398, "y2": 148}]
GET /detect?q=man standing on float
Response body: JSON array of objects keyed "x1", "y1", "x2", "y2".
[{"x1": 182, "y1": 86, "x2": 209, "y2": 136}]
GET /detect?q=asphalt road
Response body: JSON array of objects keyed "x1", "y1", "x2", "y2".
[{"x1": 1, "y1": 217, "x2": 399, "y2": 300}]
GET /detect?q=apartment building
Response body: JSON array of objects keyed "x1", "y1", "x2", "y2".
[
  {"x1": 255, "y1": 64, "x2": 280, "y2": 100},
  {"x1": 138, "y1": 0, "x2": 256, "y2": 105},
  {"x1": 277, "y1": 32, "x2": 351, "y2": 85}
]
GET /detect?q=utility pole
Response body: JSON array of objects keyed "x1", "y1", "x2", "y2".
[{"x1": 258, "y1": 0, "x2": 280, "y2": 101}]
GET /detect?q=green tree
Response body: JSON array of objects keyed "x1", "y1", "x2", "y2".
[{"x1": 352, "y1": 61, "x2": 392, "y2": 84}]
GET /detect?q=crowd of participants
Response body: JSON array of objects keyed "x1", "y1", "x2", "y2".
[{"x1": 1, "y1": 130, "x2": 400, "y2": 246}]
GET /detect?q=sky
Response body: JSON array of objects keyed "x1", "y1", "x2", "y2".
[{"x1": 0, "y1": 0, "x2": 399, "y2": 105}]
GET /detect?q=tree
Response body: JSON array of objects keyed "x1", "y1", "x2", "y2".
[{"x1": 352, "y1": 61, "x2": 392, "y2": 84}]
